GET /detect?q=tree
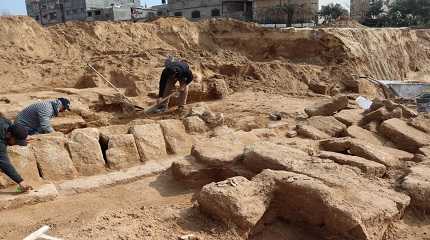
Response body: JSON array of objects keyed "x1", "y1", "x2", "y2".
[
  {"x1": 259, "y1": 4, "x2": 296, "y2": 26},
  {"x1": 367, "y1": 0, "x2": 384, "y2": 19},
  {"x1": 363, "y1": 0, "x2": 385, "y2": 26},
  {"x1": 389, "y1": 0, "x2": 430, "y2": 26},
  {"x1": 319, "y1": 3, "x2": 349, "y2": 23}
]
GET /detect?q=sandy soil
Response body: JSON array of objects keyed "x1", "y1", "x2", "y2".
[{"x1": 0, "y1": 172, "x2": 240, "y2": 240}]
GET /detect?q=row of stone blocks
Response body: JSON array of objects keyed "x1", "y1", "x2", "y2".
[{"x1": 0, "y1": 119, "x2": 192, "y2": 188}]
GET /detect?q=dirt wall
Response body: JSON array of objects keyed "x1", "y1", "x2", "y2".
[{"x1": 0, "y1": 16, "x2": 429, "y2": 96}]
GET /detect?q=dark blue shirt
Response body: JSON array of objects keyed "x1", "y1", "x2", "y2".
[{"x1": 0, "y1": 117, "x2": 23, "y2": 183}]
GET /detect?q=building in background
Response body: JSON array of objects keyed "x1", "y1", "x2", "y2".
[
  {"x1": 350, "y1": 0, "x2": 369, "y2": 22},
  {"x1": 25, "y1": 0, "x2": 142, "y2": 25},
  {"x1": 167, "y1": 0, "x2": 252, "y2": 21}
]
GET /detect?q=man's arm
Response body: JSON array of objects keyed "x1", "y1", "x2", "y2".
[
  {"x1": 38, "y1": 107, "x2": 55, "y2": 133},
  {"x1": 0, "y1": 152, "x2": 23, "y2": 184}
]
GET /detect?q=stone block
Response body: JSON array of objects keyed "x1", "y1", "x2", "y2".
[
  {"x1": 183, "y1": 116, "x2": 208, "y2": 133},
  {"x1": 130, "y1": 124, "x2": 168, "y2": 161},
  {"x1": 160, "y1": 120, "x2": 192, "y2": 155},
  {"x1": 319, "y1": 151, "x2": 386, "y2": 177},
  {"x1": 346, "y1": 125, "x2": 385, "y2": 146},
  {"x1": 304, "y1": 96, "x2": 348, "y2": 117},
  {"x1": 106, "y1": 134, "x2": 140, "y2": 169},
  {"x1": 68, "y1": 128, "x2": 105, "y2": 176},
  {"x1": 296, "y1": 124, "x2": 331, "y2": 140},
  {"x1": 0, "y1": 146, "x2": 42, "y2": 188},
  {"x1": 307, "y1": 116, "x2": 347, "y2": 137},
  {"x1": 379, "y1": 118, "x2": 430, "y2": 153},
  {"x1": 31, "y1": 135, "x2": 78, "y2": 181},
  {"x1": 334, "y1": 109, "x2": 364, "y2": 126}
]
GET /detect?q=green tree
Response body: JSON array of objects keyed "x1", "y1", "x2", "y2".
[
  {"x1": 389, "y1": 0, "x2": 430, "y2": 26},
  {"x1": 320, "y1": 3, "x2": 349, "y2": 23},
  {"x1": 367, "y1": 0, "x2": 384, "y2": 19}
]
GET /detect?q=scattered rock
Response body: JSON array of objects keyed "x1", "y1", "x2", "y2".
[
  {"x1": 51, "y1": 115, "x2": 86, "y2": 134},
  {"x1": 346, "y1": 125, "x2": 385, "y2": 146},
  {"x1": 243, "y1": 141, "x2": 311, "y2": 173},
  {"x1": 183, "y1": 116, "x2": 208, "y2": 133},
  {"x1": 379, "y1": 118, "x2": 430, "y2": 153},
  {"x1": 68, "y1": 128, "x2": 105, "y2": 176},
  {"x1": 130, "y1": 124, "x2": 168, "y2": 161},
  {"x1": 296, "y1": 124, "x2": 331, "y2": 140},
  {"x1": 31, "y1": 135, "x2": 78, "y2": 181},
  {"x1": 202, "y1": 111, "x2": 224, "y2": 128},
  {"x1": 258, "y1": 170, "x2": 409, "y2": 240},
  {"x1": 198, "y1": 176, "x2": 272, "y2": 234},
  {"x1": 286, "y1": 130, "x2": 297, "y2": 138},
  {"x1": 321, "y1": 138, "x2": 413, "y2": 167},
  {"x1": 349, "y1": 141, "x2": 405, "y2": 168},
  {"x1": 160, "y1": 119, "x2": 192, "y2": 155},
  {"x1": 401, "y1": 164, "x2": 430, "y2": 212},
  {"x1": 207, "y1": 78, "x2": 230, "y2": 99},
  {"x1": 171, "y1": 158, "x2": 222, "y2": 187},
  {"x1": 334, "y1": 109, "x2": 364, "y2": 126},
  {"x1": 320, "y1": 137, "x2": 353, "y2": 152},
  {"x1": 319, "y1": 151, "x2": 386, "y2": 177},
  {"x1": 106, "y1": 134, "x2": 141, "y2": 169},
  {"x1": 250, "y1": 128, "x2": 277, "y2": 138},
  {"x1": 192, "y1": 131, "x2": 259, "y2": 166},
  {"x1": 304, "y1": 96, "x2": 348, "y2": 117},
  {"x1": 307, "y1": 116, "x2": 347, "y2": 137},
  {"x1": 408, "y1": 115, "x2": 430, "y2": 133}
]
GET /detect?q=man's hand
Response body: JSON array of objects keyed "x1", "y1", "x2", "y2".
[{"x1": 18, "y1": 181, "x2": 33, "y2": 193}]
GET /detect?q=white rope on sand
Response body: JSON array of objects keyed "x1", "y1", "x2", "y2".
[{"x1": 23, "y1": 225, "x2": 62, "y2": 240}]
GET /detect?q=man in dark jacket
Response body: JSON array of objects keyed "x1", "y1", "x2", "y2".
[
  {"x1": 0, "y1": 117, "x2": 32, "y2": 192},
  {"x1": 14, "y1": 98, "x2": 70, "y2": 135},
  {"x1": 156, "y1": 58, "x2": 193, "y2": 113}
]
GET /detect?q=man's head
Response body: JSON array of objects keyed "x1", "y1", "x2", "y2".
[
  {"x1": 58, "y1": 98, "x2": 71, "y2": 112},
  {"x1": 6, "y1": 124, "x2": 28, "y2": 146}
]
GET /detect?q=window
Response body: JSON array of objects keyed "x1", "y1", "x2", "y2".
[
  {"x1": 72, "y1": 9, "x2": 78, "y2": 14},
  {"x1": 191, "y1": 10, "x2": 200, "y2": 18},
  {"x1": 35, "y1": 16, "x2": 40, "y2": 21},
  {"x1": 174, "y1": 12, "x2": 182, "y2": 16},
  {"x1": 66, "y1": 10, "x2": 71, "y2": 15},
  {"x1": 95, "y1": 10, "x2": 101, "y2": 16},
  {"x1": 87, "y1": 11, "x2": 92, "y2": 17},
  {"x1": 49, "y1": 12, "x2": 57, "y2": 20},
  {"x1": 157, "y1": 11, "x2": 162, "y2": 16},
  {"x1": 211, "y1": 8, "x2": 220, "y2": 17}
]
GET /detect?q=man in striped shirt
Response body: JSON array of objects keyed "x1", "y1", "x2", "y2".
[{"x1": 14, "y1": 98, "x2": 71, "y2": 135}]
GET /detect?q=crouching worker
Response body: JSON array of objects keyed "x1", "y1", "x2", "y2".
[
  {"x1": 0, "y1": 117, "x2": 32, "y2": 192},
  {"x1": 156, "y1": 57, "x2": 193, "y2": 113},
  {"x1": 15, "y1": 98, "x2": 71, "y2": 135}
]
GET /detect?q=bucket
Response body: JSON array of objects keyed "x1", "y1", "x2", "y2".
[{"x1": 416, "y1": 93, "x2": 430, "y2": 112}]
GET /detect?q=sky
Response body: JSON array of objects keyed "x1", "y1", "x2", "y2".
[{"x1": 0, "y1": 0, "x2": 350, "y2": 16}]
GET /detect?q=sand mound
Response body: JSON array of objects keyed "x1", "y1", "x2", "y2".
[{"x1": 0, "y1": 16, "x2": 430, "y2": 96}]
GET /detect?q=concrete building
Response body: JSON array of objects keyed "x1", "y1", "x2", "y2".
[
  {"x1": 350, "y1": 0, "x2": 369, "y2": 22},
  {"x1": 25, "y1": 0, "x2": 141, "y2": 25},
  {"x1": 253, "y1": 0, "x2": 319, "y2": 24},
  {"x1": 167, "y1": 0, "x2": 252, "y2": 21}
]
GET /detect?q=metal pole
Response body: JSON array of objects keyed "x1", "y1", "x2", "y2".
[{"x1": 86, "y1": 63, "x2": 134, "y2": 105}]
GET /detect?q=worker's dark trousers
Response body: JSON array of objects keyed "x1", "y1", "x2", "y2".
[{"x1": 159, "y1": 69, "x2": 188, "y2": 109}]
